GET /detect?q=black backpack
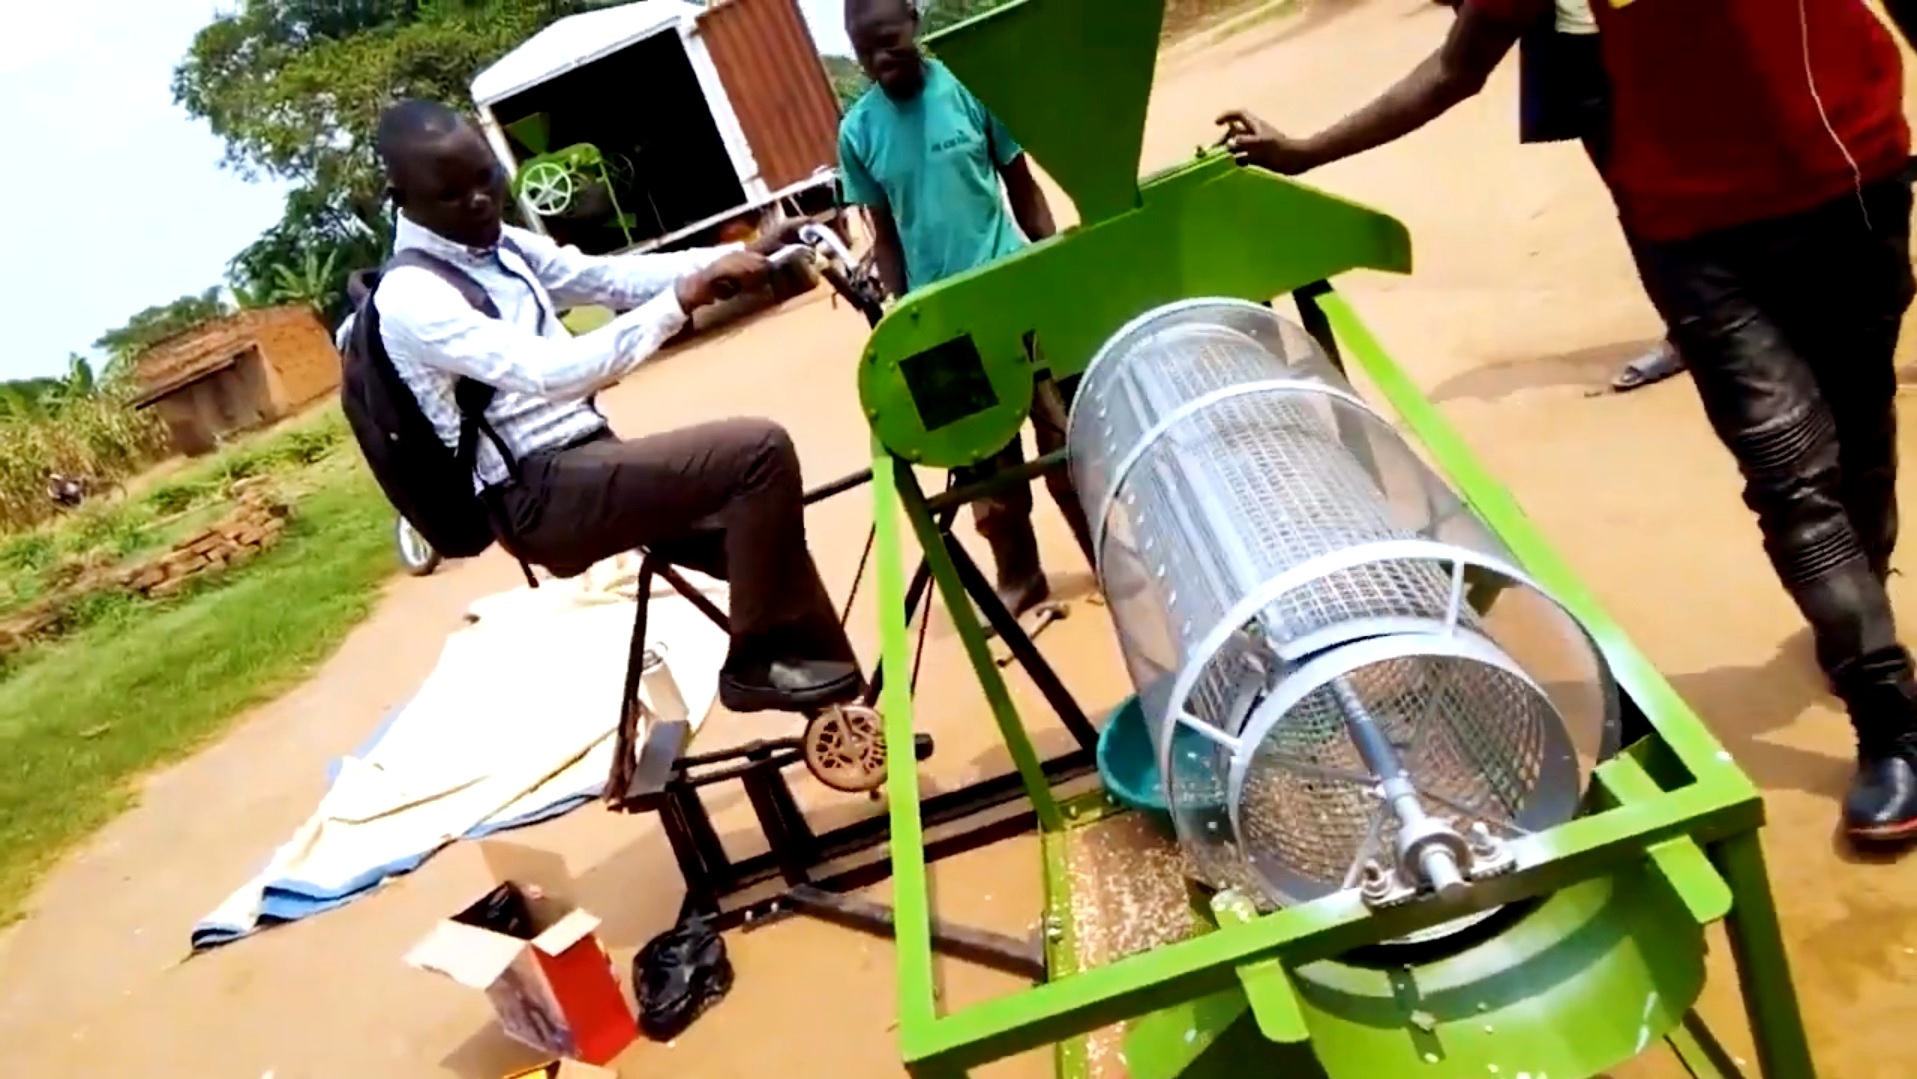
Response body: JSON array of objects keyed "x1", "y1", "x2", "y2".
[{"x1": 340, "y1": 251, "x2": 514, "y2": 560}]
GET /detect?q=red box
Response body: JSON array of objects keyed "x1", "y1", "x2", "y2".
[{"x1": 406, "y1": 842, "x2": 637, "y2": 1066}]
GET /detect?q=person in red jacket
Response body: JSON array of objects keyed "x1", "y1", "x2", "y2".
[{"x1": 1216, "y1": 0, "x2": 1917, "y2": 842}]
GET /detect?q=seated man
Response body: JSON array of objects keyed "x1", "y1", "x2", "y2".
[{"x1": 371, "y1": 99, "x2": 859, "y2": 714}]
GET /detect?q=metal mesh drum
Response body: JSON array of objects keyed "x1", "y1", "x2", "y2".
[{"x1": 1068, "y1": 298, "x2": 1617, "y2": 930}]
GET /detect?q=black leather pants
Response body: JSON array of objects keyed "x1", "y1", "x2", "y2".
[{"x1": 1630, "y1": 177, "x2": 1915, "y2": 742}]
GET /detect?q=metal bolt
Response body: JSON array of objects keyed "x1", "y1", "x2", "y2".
[
  {"x1": 1467, "y1": 821, "x2": 1498, "y2": 858},
  {"x1": 1359, "y1": 859, "x2": 1393, "y2": 901}
]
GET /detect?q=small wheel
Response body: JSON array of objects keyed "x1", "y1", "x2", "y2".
[
  {"x1": 395, "y1": 516, "x2": 442, "y2": 576},
  {"x1": 802, "y1": 705, "x2": 888, "y2": 793},
  {"x1": 518, "y1": 161, "x2": 576, "y2": 217}
]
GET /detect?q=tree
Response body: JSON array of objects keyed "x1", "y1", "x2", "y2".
[
  {"x1": 269, "y1": 248, "x2": 345, "y2": 310},
  {"x1": 92, "y1": 288, "x2": 233, "y2": 373},
  {"x1": 823, "y1": 54, "x2": 868, "y2": 109},
  {"x1": 920, "y1": 0, "x2": 1010, "y2": 34},
  {"x1": 175, "y1": 1, "x2": 604, "y2": 245},
  {"x1": 0, "y1": 378, "x2": 63, "y2": 420},
  {"x1": 177, "y1": 1, "x2": 604, "y2": 322},
  {"x1": 59, "y1": 355, "x2": 97, "y2": 401},
  {"x1": 227, "y1": 185, "x2": 381, "y2": 323}
]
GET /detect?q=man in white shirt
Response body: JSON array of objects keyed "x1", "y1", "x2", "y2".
[{"x1": 370, "y1": 99, "x2": 860, "y2": 714}]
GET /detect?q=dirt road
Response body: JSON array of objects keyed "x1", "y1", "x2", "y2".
[{"x1": 8, "y1": 3, "x2": 1917, "y2": 1076}]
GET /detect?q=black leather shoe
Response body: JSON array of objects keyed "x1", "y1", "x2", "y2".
[
  {"x1": 719, "y1": 659, "x2": 861, "y2": 714},
  {"x1": 1844, "y1": 734, "x2": 1917, "y2": 841}
]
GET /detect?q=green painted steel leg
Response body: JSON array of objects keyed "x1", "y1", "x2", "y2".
[
  {"x1": 872, "y1": 449, "x2": 940, "y2": 1037},
  {"x1": 1712, "y1": 831, "x2": 1817, "y2": 1079},
  {"x1": 894, "y1": 461, "x2": 1065, "y2": 831}
]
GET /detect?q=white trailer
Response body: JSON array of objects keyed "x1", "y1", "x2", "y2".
[{"x1": 470, "y1": 0, "x2": 844, "y2": 256}]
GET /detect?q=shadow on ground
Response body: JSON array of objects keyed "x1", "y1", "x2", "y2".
[
  {"x1": 1667, "y1": 629, "x2": 1845, "y2": 800},
  {"x1": 1425, "y1": 337, "x2": 1670, "y2": 404}
]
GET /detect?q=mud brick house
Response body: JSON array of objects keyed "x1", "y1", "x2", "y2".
[{"x1": 131, "y1": 306, "x2": 341, "y2": 456}]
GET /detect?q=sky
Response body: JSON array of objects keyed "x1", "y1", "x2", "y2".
[{"x1": 0, "y1": 0, "x2": 855, "y2": 384}]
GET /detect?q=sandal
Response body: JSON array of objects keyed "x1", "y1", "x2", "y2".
[{"x1": 1610, "y1": 342, "x2": 1686, "y2": 393}]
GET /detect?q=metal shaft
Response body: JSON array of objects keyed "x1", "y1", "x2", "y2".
[{"x1": 1330, "y1": 678, "x2": 1465, "y2": 898}]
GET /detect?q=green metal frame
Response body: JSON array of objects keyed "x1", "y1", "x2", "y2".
[
  {"x1": 513, "y1": 142, "x2": 636, "y2": 247},
  {"x1": 852, "y1": 2, "x2": 1818, "y2": 1077}
]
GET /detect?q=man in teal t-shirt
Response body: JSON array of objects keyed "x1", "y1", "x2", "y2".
[{"x1": 838, "y1": 0, "x2": 1092, "y2": 616}]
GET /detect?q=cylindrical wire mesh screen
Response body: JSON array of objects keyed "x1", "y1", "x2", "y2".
[{"x1": 1069, "y1": 298, "x2": 1617, "y2": 916}]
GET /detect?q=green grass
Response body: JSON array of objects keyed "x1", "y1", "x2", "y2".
[
  {"x1": 0, "y1": 464, "x2": 395, "y2": 923},
  {"x1": 0, "y1": 410, "x2": 352, "y2": 624}
]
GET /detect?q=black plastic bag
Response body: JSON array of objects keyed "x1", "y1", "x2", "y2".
[
  {"x1": 451, "y1": 882, "x2": 537, "y2": 940},
  {"x1": 633, "y1": 916, "x2": 734, "y2": 1041}
]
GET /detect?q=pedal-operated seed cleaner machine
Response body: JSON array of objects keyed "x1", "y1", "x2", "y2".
[{"x1": 849, "y1": 1, "x2": 1821, "y2": 1077}]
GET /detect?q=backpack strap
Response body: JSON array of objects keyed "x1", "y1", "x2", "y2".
[
  {"x1": 375, "y1": 248, "x2": 540, "y2": 589},
  {"x1": 383, "y1": 249, "x2": 523, "y2": 484}
]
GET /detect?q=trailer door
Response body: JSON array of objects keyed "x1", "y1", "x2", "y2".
[{"x1": 695, "y1": 0, "x2": 841, "y2": 192}]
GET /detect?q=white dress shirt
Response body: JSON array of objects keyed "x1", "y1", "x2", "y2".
[
  {"x1": 375, "y1": 215, "x2": 740, "y2": 487},
  {"x1": 1554, "y1": 0, "x2": 1597, "y2": 33}
]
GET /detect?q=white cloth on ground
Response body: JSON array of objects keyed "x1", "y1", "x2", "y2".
[{"x1": 190, "y1": 561, "x2": 726, "y2": 949}]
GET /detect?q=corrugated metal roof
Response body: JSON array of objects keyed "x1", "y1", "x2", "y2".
[
  {"x1": 697, "y1": 0, "x2": 841, "y2": 191},
  {"x1": 130, "y1": 354, "x2": 239, "y2": 410},
  {"x1": 130, "y1": 308, "x2": 318, "y2": 408},
  {"x1": 470, "y1": 0, "x2": 707, "y2": 106}
]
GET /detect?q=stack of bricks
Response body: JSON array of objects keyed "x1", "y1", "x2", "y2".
[
  {"x1": 120, "y1": 489, "x2": 290, "y2": 599},
  {"x1": 0, "y1": 487, "x2": 293, "y2": 661}
]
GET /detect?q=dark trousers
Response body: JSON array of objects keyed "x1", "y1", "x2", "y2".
[
  {"x1": 1629, "y1": 178, "x2": 1915, "y2": 731},
  {"x1": 957, "y1": 372, "x2": 1097, "y2": 575},
  {"x1": 490, "y1": 419, "x2": 856, "y2": 673}
]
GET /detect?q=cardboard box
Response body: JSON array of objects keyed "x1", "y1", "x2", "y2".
[
  {"x1": 406, "y1": 842, "x2": 637, "y2": 1066},
  {"x1": 502, "y1": 1062, "x2": 618, "y2": 1079}
]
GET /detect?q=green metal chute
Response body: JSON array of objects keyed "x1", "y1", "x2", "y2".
[{"x1": 925, "y1": 0, "x2": 1163, "y2": 226}]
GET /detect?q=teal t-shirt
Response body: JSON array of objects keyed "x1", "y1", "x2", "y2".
[{"x1": 837, "y1": 59, "x2": 1026, "y2": 293}]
